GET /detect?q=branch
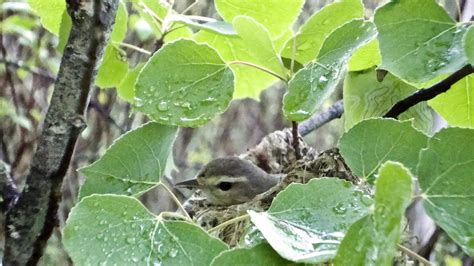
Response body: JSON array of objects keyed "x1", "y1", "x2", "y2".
[
  {"x1": 0, "y1": 58, "x2": 56, "y2": 82},
  {"x1": 384, "y1": 64, "x2": 474, "y2": 118},
  {"x1": 3, "y1": 0, "x2": 120, "y2": 264},
  {"x1": 299, "y1": 100, "x2": 344, "y2": 137}
]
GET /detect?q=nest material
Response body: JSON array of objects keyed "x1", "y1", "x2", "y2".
[{"x1": 182, "y1": 129, "x2": 359, "y2": 246}]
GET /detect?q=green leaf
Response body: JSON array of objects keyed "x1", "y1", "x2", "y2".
[
  {"x1": 335, "y1": 162, "x2": 413, "y2": 265},
  {"x1": 343, "y1": 68, "x2": 433, "y2": 133},
  {"x1": 428, "y1": 74, "x2": 474, "y2": 128},
  {"x1": 111, "y1": 1, "x2": 128, "y2": 42},
  {"x1": 135, "y1": 39, "x2": 234, "y2": 127},
  {"x1": 374, "y1": 0, "x2": 468, "y2": 83},
  {"x1": 194, "y1": 30, "x2": 276, "y2": 100},
  {"x1": 215, "y1": 0, "x2": 304, "y2": 39},
  {"x1": 339, "y1": 118, "x2": 428, "y2": 182},
  {"x1": 348, "y1": 39, "x2": 381, "y2": 71},
  {"x1": 211, "y1": 243, "x2": 295, "y2": 265},
  {"x1": 28, "y1": 0, "x2": 65, "y2": 35},
  {"x1": 79, "y1": 122, "x2": 177, "y2": 199},
  {"x1": 117, "y1": 63, "x2": 144, "y2": 103},
  {"x1": 249, "y1": 178, "x2": 373, "y2": 264},
  {"x1": 418, "y1": 127, "x2": 474, "y2": 256},
  {"x1": 465, "y1": 26, "x2": 474, "y2": 65},
  {"x1": 283, "y1": 19, "x2": 377, "y2": 121},
  {"x1": 281, "y1": 0, "x2": 364, "y2": 65},
  {"x1": 232, "y1": 16, "x2": 287, "y2": 78},
  {"x1": 57, "y1": 11, "x2": 71, "y2": 52},
  {"x1": 63, "y1": 195, "x2": 227, "y2": 265},
  {"x1": 96, "y1": 44, "x2": 129, "y2": 88}
]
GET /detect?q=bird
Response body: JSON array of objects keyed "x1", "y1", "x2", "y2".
[{"x1": 175, "y1": 157, "x2": 283, "y2": 206}]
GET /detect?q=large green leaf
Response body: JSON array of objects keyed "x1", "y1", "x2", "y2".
[
  {"x1": 211, "y1": 243, "x2": 295, "y2": 265},
  {"x1": 465, "y1": 26, "x2": 474, "y2": 65},
  {"x1": 79, "y1": 122, "x2": 177, "y2": 199},
  {"x1": 344, "y1": 68, "x2": 433, "y2": 133},
  {"x1": 28, "y1": 0, "x2": 65, "y2": 35},
  {"x1": 418, "y1": 127, "x2": 474, "y2": 256},
  {"x1": 374, "y1": 0, "x2": 468, "y2": 83},
  {"x1": 335, "y1": 162, "x2": 413, "y2": 265},
  {"x1": 339, "y1": 118, "x2": 428, "y2": 182},
  {"x1": 283, "y1": 19, "x2": 377, "y2": 121},
  {"x1": 281, "y1": 0, "x2": 364, "y2": 65},
  {"x1": 428, "y1": 74, "x2": 474, "y2": 128},
  {"x1": 249, "y1": 178, "x2": 373, "y2": 264},
  {"x1": 194, "y1": 27, "x2": 278, "y2": 99},
  {"x1": 135, "y1": 39, "x2": 234, "y2": 127},
  {"x1": 63, "y1": 195, "x2": 227, "y2": 265},
  {"x1": 96, "y1": 44, "x2": 129, "y2": 88},
  {"x1": 232, "y1": 16, "x2": 287, "y2": 78},
  {"x1": 214, "y1": 0, "x2": 304, "y2": 39}
]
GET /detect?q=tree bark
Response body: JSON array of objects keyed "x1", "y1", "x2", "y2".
[{"x1": 3, "y1": 0, "x2": 119, "y2": 264}]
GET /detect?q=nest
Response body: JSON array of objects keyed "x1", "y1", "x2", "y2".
[{"x1": 182, "y1": 129, "x2": 360, "y2": 246}]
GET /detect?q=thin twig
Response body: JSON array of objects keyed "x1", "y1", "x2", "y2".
[
  {"x1": 298, "y1": 100, "x2": 344, "y2": 137},
  {"x1": 115, "y1": 42, "x2": 152, "y2": 55},
  {"x1": 292, "y1": 121, "x2": 301, "y2": 159},
  {"x1": 228, "y1": 61, "x2": 288, "y2": 81},
  {"x1": 88, "y1": 100, "x2": 125, "y2": 133},
  {"x1": 159, "y1": 183, "x2": 192, "y2": 221},
  {"x1": 208, "y1": 214, "x2": 250, "y2": 234},
  {"x1": 384, "y1": 64, "x2": 474, "y2": 118},
  {"x1": 398, "y1": 244, "x2": 433, "y2": 265},
  {"x1": 0, "y1": 58, "x2": 55, "y2": 82}
]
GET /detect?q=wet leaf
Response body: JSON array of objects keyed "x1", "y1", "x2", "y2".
[
  {"x1": 63, "y1": 195, "x2": 227, "y2": 265},
  {"x1": 374, "y1": 0, "x2": 468, "y2": 83},
  {"x1": 335, "y1": 162, "x2": 413, "y2": 265},
  {"x1": 281, "y1": 0, "x2": 364, "y2": 65},
  {"x1": 418, "y1": 127, "x2": 474, "y2": 256},
  {"x1": 249, "y1": 178, "x2": 373, "y2": 264},
  {"x1": 79, "y1": 122, "x2": 177, "y2": 199},
  {"x1": 339, "y1": 118, "x2": 428, "y2": 182},
  {"x1": 283, "y1": 19, "x2": 376, "y2": 121},
  {"x1": 135, "y1": 39, "x2": 234, "y2": 127}
]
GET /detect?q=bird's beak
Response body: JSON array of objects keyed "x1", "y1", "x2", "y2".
[{"x1": 174, "y1": 178, "x2": 200, "y2": 188}]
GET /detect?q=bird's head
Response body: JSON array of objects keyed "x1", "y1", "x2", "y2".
[{"x1": 175, "y1": 157, "x2": 279, "y2": 205}]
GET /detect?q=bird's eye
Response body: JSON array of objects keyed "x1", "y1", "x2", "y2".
[{"x1": 217, "y1": 182, "x2": 232, "y2": 191}]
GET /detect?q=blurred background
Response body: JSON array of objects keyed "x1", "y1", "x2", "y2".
[{"x1": 1, "y1": 0, "x2": 471, "y2": 264}]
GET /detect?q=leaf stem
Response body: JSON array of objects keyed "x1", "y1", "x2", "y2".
[
  {"x1": 160, "y1": 183, "x2": 192, "y2": 220},
  {"x1": 228, "y1": 61, "x2": 288, "y2": 81},
  {"x1": 208, "y1": 214, "x2": 250, "y2": 234},
  {"x1": 115, "y1": 42, "x2": 152, "y2": 55},
  {"x1": 398, "y1": 244, "x2": 432, "y2": 266}
]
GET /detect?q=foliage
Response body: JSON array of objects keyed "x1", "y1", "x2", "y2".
[{"x1": 17, "y1": 0, "x2": 474, "y2": 264}]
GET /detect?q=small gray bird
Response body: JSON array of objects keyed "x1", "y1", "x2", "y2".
[{"x1": 175, "y1": 157, "x2": 282, "y2": 206}]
